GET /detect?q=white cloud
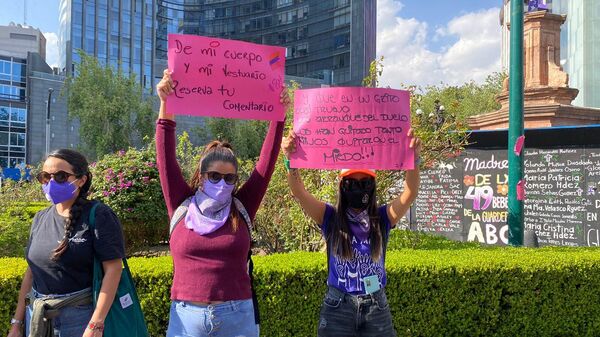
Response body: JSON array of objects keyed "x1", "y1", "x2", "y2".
[
  {"x1": 376, "y1": 0, "x2": 502, "y2": 88},
  {"x1": 43, "y1": 32, "x2": 59, "y2": 69}
]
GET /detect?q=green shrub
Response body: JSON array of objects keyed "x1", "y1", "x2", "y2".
[
  {"x1": 0, "y1": 176, "x2": 49, "y2": 257},
  {"x1": 387, "y1": 229, "x2": 484, "y2": 250},
  {"x1": 90, "y1": 145, "x2": 168, "y2": 250},
  {"x1": 0, "y1": 202, "x2": 49, "y2": 257},
  {"x1": 3, "y1": 248, "x2": 600, "y2": 336},
  {"x1": 248, "y1": 152, "x2": 423, "y2": 254}
]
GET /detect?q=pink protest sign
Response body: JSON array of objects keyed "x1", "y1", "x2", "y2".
[
  {"x1": 290, "y1": 87, "x2": 414, "y2": 170},
  {"x1": 167, "y1": 34, "x2": 286, "y2": 121}
]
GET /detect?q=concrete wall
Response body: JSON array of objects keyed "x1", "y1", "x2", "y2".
[
  {"x1": 27, "y1": 71, "x2": 76, "y2": 165},
  {"x1": 0, "y1": 24, "x2": 46, "y2": 61}
]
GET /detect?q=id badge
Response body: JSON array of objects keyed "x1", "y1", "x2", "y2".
[{"x1": 363, "y1": 275, "x2": 381, "y2": 294}]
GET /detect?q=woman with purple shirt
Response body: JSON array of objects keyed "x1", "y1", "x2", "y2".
[
  {"x1": 282, "y1": 130, "x2": 421, "y2": 337},
  {"x1": 155, "y1": 70, "x2": 285, "y2": 337}
]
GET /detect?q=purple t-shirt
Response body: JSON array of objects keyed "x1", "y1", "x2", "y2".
[{"x1": 321, "y1": 204, "x2": 391, "y2": 295}]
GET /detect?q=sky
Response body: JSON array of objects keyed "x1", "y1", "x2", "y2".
[{"x1": 0, "y1": 0, "x2": 502, "y2": 87}]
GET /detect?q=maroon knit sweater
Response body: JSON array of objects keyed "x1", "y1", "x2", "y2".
[{"x1": 156, "y1": 118, "x2": 284, "y2": 302}]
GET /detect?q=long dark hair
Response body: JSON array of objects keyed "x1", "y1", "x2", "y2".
[
  {"x1": 48, "y1": 149, "x2": 92, "y2": 261},
  {"x1": 328, "y1": 179, "x2": 383, "y2": 261},
  {"x1": 189, "y1": 140, "x2": 242, "y2": 231}
]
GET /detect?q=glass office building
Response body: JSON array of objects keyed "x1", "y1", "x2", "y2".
[
  {"x1": 0, "y1": 56, "x2": 27, "y2": 168},
  {"x1": 155, "y1": 0, "x2": 376, "y2": 86},
  {"x1": 501, "y1": 0, "x2": 600, "y2": 108},
  {"x1": 59, "y1": 0, "x2": 156, "y2": 89},
  {"x1": 60, "y1": 0, "x2": 375, "y2": 88},
  {"x1": 551, "y1": 0, "x2": 600, "y2": 108}
]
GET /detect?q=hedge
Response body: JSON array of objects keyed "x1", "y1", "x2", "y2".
[
  {"x1": 0, "y1": 202, "x2": 48, "y2": 257},
  {"x1": 2, "y1": 248, "x2": 600, "y2": 336}
]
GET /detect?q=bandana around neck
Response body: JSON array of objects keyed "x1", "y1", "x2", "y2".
[
  {"x1": 184, "y1": 184, "x2": 233, "y2": 235},
  {"x1": 346, "y1": 208, "x2": 370, "y2": 242}
]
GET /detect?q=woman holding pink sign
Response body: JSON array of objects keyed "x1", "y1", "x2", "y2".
[
  {"x1": 155, "y1": 69, "x2": 286, "y2": 337},
  {"x1": 282, "y1": 129, "x2": 421, "y2": 337}
]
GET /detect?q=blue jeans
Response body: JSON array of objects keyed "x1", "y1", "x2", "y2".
[
  {"x1": 25, "y1": 288, "x2": 94, "y2": 337},
  {"x1": 167, "y1": 299, "x2": 259, "y2": 337},
  {"x1": 317, "y1": 286, "x2": 397, "y2": 337}
]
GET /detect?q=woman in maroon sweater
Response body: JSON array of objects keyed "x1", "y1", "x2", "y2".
[{"x1": 155, "y1": 70, "x2": 284, "y2": 337}]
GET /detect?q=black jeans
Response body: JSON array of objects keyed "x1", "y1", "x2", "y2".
[{"x1": 317, "y1": 286, "x2": 397, "y2": 337}]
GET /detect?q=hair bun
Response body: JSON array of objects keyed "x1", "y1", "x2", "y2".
[{"x1": 203, "y1": 140, "x2": 234, "y2": 155}]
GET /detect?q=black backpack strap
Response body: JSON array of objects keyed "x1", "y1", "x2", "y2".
[
  {"x1": 233, "y1": 197, "x2": 253, "y2": 235},
  {"x1": 232, "y1": 197, "x2": 260, "y2": 325}
]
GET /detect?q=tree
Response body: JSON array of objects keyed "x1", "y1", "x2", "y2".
[
  {"x1": 411, "y1": 72, "x2": 506, "y2": 166},
  {"x1": 192, "y1": 118, "x2": 268, "y2": 160},
  {"x1": 414, "y1": 72, "x2": 506, "y2": 120},
  {"x1": 64, "y1": 52, "x2": 156, "y2": 159}
]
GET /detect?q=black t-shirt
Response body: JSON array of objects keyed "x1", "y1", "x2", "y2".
[{"x1": 25, "y1": 202, "x2": 125, "y2": 295}]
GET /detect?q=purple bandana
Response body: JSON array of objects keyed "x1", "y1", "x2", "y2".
[
  {"x1": 346, "y1": 208, "x2": 370, "y2": 242},
  {"x1": 184, "y1": 180, "x2": 234, "y2": 235}
]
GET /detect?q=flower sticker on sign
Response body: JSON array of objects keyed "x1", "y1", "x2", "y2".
[
  {"x1": 290, "y1": 87, "x2": 414, "y2": 170},
  {"x1": 167, "y1": 33, "x2": 286, "y2": 121}
]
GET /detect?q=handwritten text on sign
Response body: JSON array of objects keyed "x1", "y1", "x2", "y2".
[
  {"x1": 290, "y1": 87, "x2": 414, "y2": 170},
  {"x1": 167, "y1": 34, "x2": 286, "y2": 121}
]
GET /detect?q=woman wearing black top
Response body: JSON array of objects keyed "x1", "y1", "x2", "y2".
[{"x1": 7, "y1": 149, "x2": 125, "y2": 337}]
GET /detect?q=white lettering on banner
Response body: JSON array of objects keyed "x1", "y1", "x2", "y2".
[
  {"x1": 468, "y1": 222, "x2": 508, "y2": 245},
  {"x1": 588, "y1": 229, "x2": 599, "y2": 247},
  {"x1": 468, "y1": 222, "x2": 484, "y2": 243},
  {"x1": 463, "y1": 155, "x2": 509, "y2": 171}
]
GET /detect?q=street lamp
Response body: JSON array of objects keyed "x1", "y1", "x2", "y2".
[{"x1": 45, "y1": 88, "x2": 54, "y2": 157}]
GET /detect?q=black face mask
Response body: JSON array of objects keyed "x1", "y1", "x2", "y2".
[
  {"x1": 342, "y1": 178, "x2": 375, "y2": 209},
  {"x1": 344, "y1": 190, "x2": 372, "y2": 208}
]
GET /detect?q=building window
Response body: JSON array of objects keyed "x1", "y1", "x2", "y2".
[
  {"x1": 334, "y1": 13, "x2": 351, "y2": 27},
  {"x1": 297, "y1": 5, "x2": 309, "y2": 20},
  {"x1": 0, "y1": 60, "x2": 11, "y2": 81},
  {"x1": 0, "y1": 85, "x2": 25, "y2": 101},
  {"x1": 278, "y1": 10, "x2": 294, "y2": 24},
  {"x1": 10, "y1": 132, "x2": 25, "y2": 147},
  {"x1": 334, "y1": 33, "x2": 350, "y2": 48},
  {"x1": 334, "y1": 0, "x2": 350, "y2": 8},
  {"x1": 9, "y1": 107, "x2": 26, "y2": 128},
  {"x1": 334, "y1": 7, "x2": 351, "y2": 27},
  {"x1": 11, "y1": 63, "x2": 25, "y2": 83},
  {"x1": 334, "y1": 68, "x2": 351, "y2": 83},
  {"x1": 297, "y1": 62, "x2": 307, "y2": 74},
  {"x1": 205, "y1": 9, "x2": 215, "y2": 19},
  {"x1": 0, "y1": 106, "x2": 9, "y2": 126},
  {"x1": 298, "y1": 26, "x2": 308, "y2": 40},
  {"x1": 277, "y1": 0, "x2": 293, "y2": 8},
  {"x1": 333, "y1": 53, "x2": 350, "y2": 69},
  {"x1": 297, "y1": 42, "x2": 308, "y2": 57}
]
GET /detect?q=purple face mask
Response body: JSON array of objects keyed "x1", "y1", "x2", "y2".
[
  {"x1": 203, "y1": 179, "x2": 235, "y2": 203},
  {"x1": 42, "y1": 179, "x2": 79, "y2": 204},
  {"x1": 184, "y1": 179, "x2": 235, "y2": 235}
]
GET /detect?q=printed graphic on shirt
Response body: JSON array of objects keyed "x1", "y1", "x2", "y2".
[
  {"x1": 68, "y1": 225, "x2": 89, "y2": 243},
  {"x1": 331, "y1": 236, "x2": 384, "y2": 293}
]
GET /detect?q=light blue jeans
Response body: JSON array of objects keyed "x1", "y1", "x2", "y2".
[
  {"x1": 167, "y1": 299, "x2": 259, "y2": 337},
  {"x1": 25, "y1": 288, "x2": 93, "y2": 337}
]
